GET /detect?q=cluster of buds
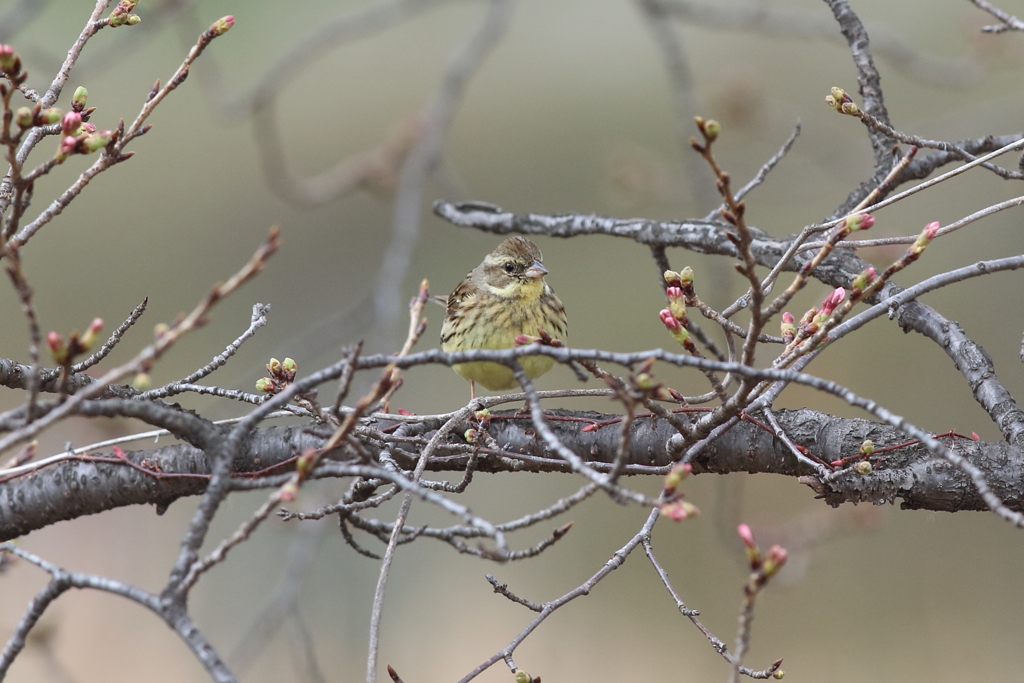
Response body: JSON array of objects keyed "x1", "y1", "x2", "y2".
[
  {"x1": 690, "y1": 116, "x2": 721, "y2": 152},
  {"x1": 907, "y1": 221, "x2": 940, "y2": 259},
  {"x1": 825, "y1": 86, "x2": 859, "y2": 115},
  {"x1": 464, "y1": 408, "x2": 493, "y2": 443},
  {"x1": 47, "y1": 318, "x2": 104, "y2": 365},
  {"x1": 109, "y1": 0, "x2": 140, "y2": 27},
  {"x1": 660, "y1": 269, "x2": 696, "y2": 348},
  {"x1": 786, "y1": 287, "x2": 847, "y2": 343},
  {"x1": 256, "y1": 357, "x2": 297, "y2": 395},
  {"x1": 55, "y1": 108, "x2": 113, "y2": 161},
  {"x1": 737, "y1": 523, "x2": 788, "y2": 585},
  {"x1": 853, "y1": 439, "x2": 875, "y2": 474},
  {"x1": 14, "y1": 105, "x2": 62, "y2": 130},
  {"x1": 659, "y1": 462, "x2": 699, "y2": 521}
]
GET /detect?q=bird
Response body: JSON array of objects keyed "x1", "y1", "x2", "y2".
[{"x1": 440, "y1": 236, "x2": 567, "y2": 399}]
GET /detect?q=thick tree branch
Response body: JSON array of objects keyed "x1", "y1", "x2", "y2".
[{"x1": 3, "y1": 407, "x2": 1021, "y2": 541}]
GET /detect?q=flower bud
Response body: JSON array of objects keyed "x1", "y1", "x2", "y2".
[
  {"x1": 854, "y1": 460, "x2": 872, "y2": 475},
  {"x1": 296, "y1": 450, "x2": 317, "y2": 476},
  {"x1": 80, "y1": 318, "x2": 103, "y2": 350},
  {"x1": 279, "y1": 481, "x2": 299, "y2": 503},
  {"x1": 859, "y1": 439, "x2": 874, "y2": 456},
  {"x1": 61, "y1": 111, "x2": 82, "y2": 136},
  {"x1": 665, "y1": 286, "x2": 686, "y2": 322},
  {"x1": 762, "y1": 544, "x2": 788, "y2": 576},
  {"x1": 48, "y1": 331, "x2": 67, "y2": 363},
  {"x1": 56, "y1": 135, "x2": 78, "y2": 160},
  {"x1": 463, "y1": 428, "x2": 478, "y2": 443},
  {"x1": 39, "y1": 108, "x2": 63, "y2": 125},
  {"x1": 255, "y1": 377, "x2": 275, "y2": 393},
  {"x1": 126, "y1": 14, "x2": 141, "y2": 25},
  {"x1": 514, "y1": 671, "x2": 533, "y2": 683},
  {"x1": 15, "y1": 107, "x2": 32, "y2": 128},
  {"x1": 660, "y1": 500, "x2": 699, "y2": 521},
  {"x1": 0, "y1": 45, "x2": 18, "y2": 74},
  {"x1": 210, "y1": 15, "x2": 234, "y2": 35},
  {"x1": 72, "y1": 86, "x2": 88, "y2": 112},
  {"x1": 659, "y1": 309, "x2": 689, "y2": 346},
  {"x1": 664, "y1": 462, "x2": 692, "y2": 491},
  {"x1": 851, "y1": 266, "x2": 876, "y2": 293},
  {"x1": 780, "y1": 312, "x2": 796, "y2": 344},
  {"x1": 820, "y1": 287, "x2": 845, "y2": 317},
  {"x1": 133, "y1": 372, "x2": 151, "y2": 390},
  {"x1": 80, "y1": 131, "x2": 112, "y2": 153},
  {"x1": 909, "y1": 223, "x2": 937, "y2": 258},
  {"x1": 267, "y1": 358, "x2": 282, "y2": 374},
  {"x1": 737, "y1": 523, "x2": 756, "y2": 549},
  {"x1": 703, "y1": 119, "x2": 721, "y2": 141},
  {"x1": 663, "y1": 270, "x2": 682, "y2": 287}
]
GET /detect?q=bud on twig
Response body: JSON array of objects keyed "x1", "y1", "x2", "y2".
[{"x1": 72, "y1": 86, "x2": 89, "y2": 112}]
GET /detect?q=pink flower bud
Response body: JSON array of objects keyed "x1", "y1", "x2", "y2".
[
  {"x1": 737, "y1": 523, "x2": 756, "y2": 549},
  {"x1": 61, "y1": 112, "x2": 82, "y2": 136},
  {"x1": 665, "y1": 287, "x2": 686, "y2": 321},
  {"x1": 910, "y1": 221, "x2": 940, "y2": 255},
  {"x1": 659, "y1": 308, "x2": 681, "y2": 332},
  {"x1": 58, "y1": 135, "x2": 78, "y2": 159},
  {"x1": 820, "y1": 287, "x2": 846, "y2": 316},
  {"x1": 48, "y1": 331, "x2": 67, "y2": 363}
]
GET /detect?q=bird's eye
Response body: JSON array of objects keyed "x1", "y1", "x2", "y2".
[{"x1": 503, "y1": 261, "x2": 516, "y2": 273}]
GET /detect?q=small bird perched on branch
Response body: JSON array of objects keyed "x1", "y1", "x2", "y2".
[{"x1": 441, "y1": 236, "x2": 567, "y2": 398}]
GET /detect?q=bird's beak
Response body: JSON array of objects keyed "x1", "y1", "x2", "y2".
[{"x1": 525, "y1": 260, "x2": 548, "y2": 279}]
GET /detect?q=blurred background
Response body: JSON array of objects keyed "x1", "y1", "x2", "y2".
[{"x1": 2, "y1": 0, "x2": 1024, "y2": 681}]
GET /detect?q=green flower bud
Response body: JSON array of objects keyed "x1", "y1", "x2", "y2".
[
  {"x1": 703, "y1": 119, "x2": 721, "y2": 141},
  {"x1": 72, "y1": 86, "x2": 88, "y2": 112},
  {"x1": 15, "y1": 107, "x2": 32, "y2": 128},
  {"x1": 79, "y1": 131, "x2": 111, "y2": 153},
  {"x1": 39, "y1": 108, "x2": 63, "y2": 125}
]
